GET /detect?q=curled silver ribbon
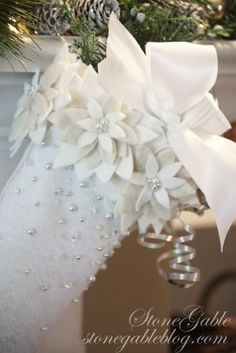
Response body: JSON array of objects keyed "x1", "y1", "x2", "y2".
[
  {"x1": 138, "y1": 219, "x2": 200, "y2": 288},
  {"x1": 137, "y1": 230, "x2": 173, "y2": 249}
]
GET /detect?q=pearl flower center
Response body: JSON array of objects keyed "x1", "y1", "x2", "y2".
[
  {"x1": 96, "y1": 117, "x2": 108, "y2": 134},
  {"x1": 147, "y1": 177, "x2": 162, "y2": 191}
]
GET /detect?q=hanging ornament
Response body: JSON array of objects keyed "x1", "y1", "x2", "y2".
[
  {"x1": 73, "y1": 0, "x2": 120, "y2": 33},
  {"x1": 31, "y1": 1, "x2": 71, "y2": 35}
]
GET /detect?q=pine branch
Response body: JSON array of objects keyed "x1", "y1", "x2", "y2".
[
  {"x1": 0, "y1": 0, "x2": 44, "y2": 60},
  {"x1": 63, "y1": 2, "x2": 106, "y2": 69}
]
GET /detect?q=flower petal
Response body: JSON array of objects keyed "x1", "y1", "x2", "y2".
[
  {"x1": 103, "y1": 98, "x2": 122, "y2": 115},
  {"x1": 118, "y1": 142, "x2": 128, "y2": 157},
  {"x1": 88, "y1": 98, "x2": 103, "y2": 120},
  {"x1": 162, "y1": 177, "x2": 185, "y2": 189},
  {"x1": 68, "y1": 108, "x2": 88, "y2": 122},
  {"x1": 96, "y1": 161, "x2": 118, "y2": 183},
  {"x1": 32, "y1": 93, "x2": 48, "y2": 114},
  {"x1": 44, "y1": 87, "x2": 59, "y2": 101},
  {"x1": 157, "y1": 148, "x2": 176, "y2": 167},
  {"x1": 98, "y1": 133, "x2": 113, "y2": 153},
  {"x1": 132, "y1": 172, "x2": 146, "y2": 185},
  {"x1": 118, "y1": 122, "x2": 138, "y2": 144},
  {"x1": 29, "y1": 125, "x2": 47, "y2": 144},
  {"x1": 77, "y1": 118, "x2": 96, "y2": 131},
  {"x1": 99, "y1": 142, "x2": 117, "y2": 163},
  {"x1": 146, "y1": 154, "x2": 159, "y2": 179},
  {"x1": 135, "y1": 185, "x2": 152, "y2": 211},
  {"x1": 121, "y1": 213, "x2": 139, "y2": 234},
  {"x1": 54, "y1": 143, "x2": 82, "y2": 167},
  {"x1": 75, "y1": 160, "x2": 94, "y2": 181},
  {"x1": 154, "y1": 188, "x2": 170, "y2": 209},
  {"x1": 63, "y1": 123, "x2": 82, "y2": 144},
  {"x1": 79, "y1": 131, "x2": 97, "y2": 148},
  {"x1": 106, "y1": 112, "x2": 126, "y2": 122},
  {"x1": 135, "y1": 124, "x2": 159, "y2": 143},
  {"x1": 169, "y1": 182, "x2": 196, "y2": 198},
  {"x1": 108, "y1": 123, "x2": 126, "y2": 139},
  {"x1": 116, "y1": 146, "x2": 133, "y2": 180},
  {"x1": 81, "y1": 65, "x2": 105, "y2": 100},
  {"x1": 84, "y1": 149, "x2": 101, "y2": 169},
  {"x1": 54, "y1": 92, "x2": 71, "y2": 110},
  {"x1": 40, "y1": 62, "x2": 63, "y2": 89},
  {"x1": 159, "y1": 162, "x2": 182, "y2": 179}
]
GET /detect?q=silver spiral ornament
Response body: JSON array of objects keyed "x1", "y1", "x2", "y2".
[{"x1": 138, "y1": 219, "x2": 200, "y2": 288}]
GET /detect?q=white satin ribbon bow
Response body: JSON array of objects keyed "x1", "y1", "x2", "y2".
[{"x1": 98, "y1": 14, "x2": 236, "y2": 250}]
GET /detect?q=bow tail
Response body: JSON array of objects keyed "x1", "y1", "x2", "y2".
[{"x1": 168, "y1": 127, "x2": 236, "y2": 250}]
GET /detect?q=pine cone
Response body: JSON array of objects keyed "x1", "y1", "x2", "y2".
[
  {"x1": 73, "y1": 0, "x2": 120, "y2": 33},
  {"x1": 33, "y1": 1, "x2": 71, "y2": 35}
]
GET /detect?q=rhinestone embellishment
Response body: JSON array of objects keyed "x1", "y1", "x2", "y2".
[
  {"x1": 147, "y1": 177, "x2": 162, "y2": 191},
  {"x1": 96, "y1": 118, "x2": 108, "y2": 133}
]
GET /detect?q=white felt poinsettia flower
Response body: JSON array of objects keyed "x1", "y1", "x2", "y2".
[
  {"x1": 9, "y1": 43, "x2": 81, "y2": 155},
  {"x1": 77, "y1": 97, "x2": 127, "y2": 153},
  {"x1": 133, "y1": 154, "x2": 185, "y2": 210},
  {"x1": 52, "y1": 65, "x2": 160, "y2": 183}
]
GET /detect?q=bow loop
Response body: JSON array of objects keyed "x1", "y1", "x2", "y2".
[{"x1": 146, "y1": 42, "x2": 218, "y2": 114}]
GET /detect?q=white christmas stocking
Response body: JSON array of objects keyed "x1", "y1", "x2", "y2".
[{"x1": 0, "y1": 143, "x2": 123, "y2": 353}]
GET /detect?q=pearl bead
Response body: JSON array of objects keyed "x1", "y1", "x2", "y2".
[
  {"x1": 41, "y1": 286, "x2": 49, "y2": 292},
  {"x1": 80, "y1": 182, "x2": 87, "y2": 188},
  {"x1": 58, "y1": 218, "x2": 66, "y2": 224},
  {"x1": 97, "y1": 196, "x2": 103, "y2": 200},
  {"x1": 75, "y1": 256, "x2": 81, "y2": 261},
  {"x1": 72, "y1": 233, "x2": 80, "y2": 242},
  {"x1": 80, "y1": 218, "x2": 85, "y2": 223},
  {"x1": 65, "y1": 191, "x2": 73, "y2": 197},
  {"x1": 23, "y1": 269, "x2": 31, "y2": 274},
  {"x1": 104, "y1": 234, "x2": 110, "y2": 239},
  {"x1": 15, "y1": 188, "x2": 21, "y2": 194},
  {"x1": 72, "y1": 298, "x2": 79, "y2": 303},
  {"x1": 89, "y1": 276, "x2": 96, "y2": 283},
  {"x1": 27, "y1": 228, "x2": 36, "y2": 236},
  {"x1": 97, "y1": 247, "x2": 103, "y2": 252},
  {"x1": 41, "y1": 327, "x2": 48, "y2": 332},
  {"x1": 96, "y1": 225, "x2": 103, "y2": 231},
  {"x1": 31, "y1": 176, "x2": 38, "y2": 183},
  {"x1": 106, "y1": 213, "x2": 113, "y2": 219},
  {"x1": 54, "y1": 188, "x2": 63, "y2": 196},
  {"x1": 45, "y1": 163, "x2": 53, "y2": 170},
  {"x1": 69, "y1": 205, "x2": 78, "y2": 212},
  {"x1": 64, "y1": 282, "x2": 73, "y2": 289}
]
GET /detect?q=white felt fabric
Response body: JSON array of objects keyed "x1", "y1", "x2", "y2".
[{"x1": 0, "y1": 143, "x2": 123, "y2": 353}]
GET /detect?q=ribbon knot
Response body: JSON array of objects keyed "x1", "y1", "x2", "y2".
[{"x1": 161, "y1": 110, "x2": 181, "y2": 130}]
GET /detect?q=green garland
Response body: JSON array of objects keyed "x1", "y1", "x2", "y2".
[
  {"x1": 0, "y1": 0, "x2": 44, "y2": 63},
  {"x1": 0, "y1": 0, "x2": 236, "y2": 65}
]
